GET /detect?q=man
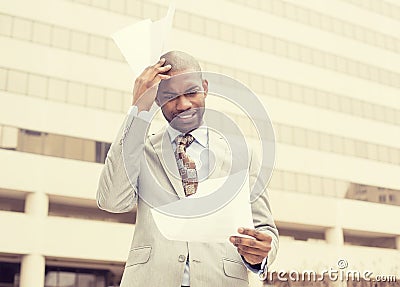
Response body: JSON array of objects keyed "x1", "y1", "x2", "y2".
[{"x1": 97, "y1": 51, "x2": 278, "y2": 287}]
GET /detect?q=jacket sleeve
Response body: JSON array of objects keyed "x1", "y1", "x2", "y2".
[
  {"x1": 96, "y1": 106, "x2": 151, "y2": 213},
  {"x1": 249, "y1": 146, "x2": 279, "y2": 266}
]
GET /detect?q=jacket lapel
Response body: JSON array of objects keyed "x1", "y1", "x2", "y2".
[
  {"x1": 149, "y1": 129, "x2": 186, "y2": 198},
  {"x1": 208, "y1": 129, "x2": 230, "y2": 179}
]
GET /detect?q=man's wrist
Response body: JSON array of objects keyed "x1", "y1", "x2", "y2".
[
  {"x1": 135, "y1": 103, "x2": 151, "y2": 113},
  {"x1": 240, "y1": 255, "x2": 268, "y2": 276},
  {"x1": 127, "y1": 105, "x2": 152, "y2": 122}
]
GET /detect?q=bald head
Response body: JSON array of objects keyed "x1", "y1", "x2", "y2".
[{"x1": 160, "y1": 51, "x2": 202, "y2": 75}]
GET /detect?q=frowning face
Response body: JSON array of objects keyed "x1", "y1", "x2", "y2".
[{"x1": 156, "y1": 71, "x2": 208, "y2": 133}]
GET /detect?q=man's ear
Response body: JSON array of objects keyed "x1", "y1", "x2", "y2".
[{"x1": 202, "y1": 79, "x2": 209, "y2": 97}]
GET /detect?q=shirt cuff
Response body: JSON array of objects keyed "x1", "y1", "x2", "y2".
[
  {"x1": 241, "y1": 256, "x2": 268, "y2": 279},
  {"x1": 127, "y1": 105, "x2": 152, "y2": 122}
]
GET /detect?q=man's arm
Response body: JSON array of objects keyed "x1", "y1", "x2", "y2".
[
  {"x1": 97, "y1": 59, "x2": 171, "y2": 213},
  {"x1": 96, "y1": 107, "x2": 148, "y2": 213}
]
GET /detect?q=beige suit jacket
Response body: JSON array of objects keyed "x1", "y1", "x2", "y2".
[{"x1": 97, "y1": 110, "x2": 279, "y2": 287}]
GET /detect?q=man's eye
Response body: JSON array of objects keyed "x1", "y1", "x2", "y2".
[
  {"x1": 164, "y1": 95, "x2": 176, "y2": 100},
  {"x1": 186, "y1": 90, "x2": 200, "y2": 96}
]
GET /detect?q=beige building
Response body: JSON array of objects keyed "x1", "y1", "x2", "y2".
[{"x1": 0, "y1": 0, "x2": 399, "y2": 286}]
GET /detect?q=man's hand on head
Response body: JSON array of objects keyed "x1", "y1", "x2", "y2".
[
  {"x1": 132, "y1": 58, "x2": 171, "y2": 112},
  {"x1": 229, "y1": 227, "x2": 272, "y2": 265}
]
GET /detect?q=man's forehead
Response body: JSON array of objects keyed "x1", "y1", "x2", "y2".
[{"x1": 159, "y1": 71, "x2": 203, "y2": 93}]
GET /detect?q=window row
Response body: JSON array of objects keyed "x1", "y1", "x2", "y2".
[
  {"x1": 1, "y1": 124, "x2": 399, "y2": 206},
  {"x1": 1, "y1": 119, "x2": 399, "y2": 174},
  {"x1": 276, "y1": 227, "x2": 397, "y2": 249},
  {"x1": 344, "y1": 233, "x2": 397, "y2": 249},
  {"x1": 70, "y1": 0, "x2": 400, "y2": 55},
  {"x1": 187, "y1": 19, "x2": 400, "y2": 89},
  {"x1": 72, "y1": 0, "x2": 167, "y2": 21},
  {"x1": 269, "y1": 169, "x2": 349, "y2": 198},
  {"x1": 0, "y1": 188, "x2": 135, "y2": 224},
  {"x1": 0, "y1": 262, "x2": 120, "y2": 287},
  {"x1": 0, "y1": 126, "x2": 111, "y2": 164},
  {"x1": 0, "y1": 13, "x2": 124, "y2": 62},
  {"x1": 342, "y1": 0, "x2": 400, "y2": 22},
  {"x1": 2, "y1": 63, "x2": 400, "y2": 128},
  {"x1": 269, "y1": 169, "x2": 400, "y2": 206},
  {"x1": 273, "y1": 122, "x2": 400, "y2": 165},
  {"x1": 221, "y1": 111, "x2": 400, "y2": 165},
  {"x1": 200, "y1": 61, "x2": 400, "y2": 126},
  {"x1": 3, "y1": 5, "x2": 400, "y2": 90},
  {"x1": 228, "y1": 0, "x2": 400, "y2": 53},
  {"x1": 0, "y1": 67, "x2": 131, "y2": 113},
  {"x1": 347, "y1": 183, "x2": 399, "y2": 206}
]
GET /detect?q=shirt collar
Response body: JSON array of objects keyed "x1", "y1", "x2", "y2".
[{"x1": 167, "y1": 124, "x2": 208, "y2": 148}]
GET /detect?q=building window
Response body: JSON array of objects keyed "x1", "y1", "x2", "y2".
[
  {"x1": 44, "y1": 267, "x2": 109, "y2": 287},
  {"x1": 18, "y1": 129, "x2": 45, "y2": 154},
  {"x1": 344, "y1": 233, "x2": 397, "y2": 249},
  {"x1": 1, "y1": 126, "x2": 109, "y2": 163},
  {"x1": 346, "y1": 183, "x2": 400, "y2": 206},
  {"x1": 0, "y1": 195, "x2": 25, "y2": 213},
  {"x1": 278, "y1": 227, "x2": 325, "y2": 242},
  {"x1": 48, "y1": 202, "x2": 136, "y2": 224},
  {"x1": 0, "y1": 262, "x2": 20, "y2": 287},
  {"x1": 95, "y1": 142, "x2": 111, "y2": 164}
]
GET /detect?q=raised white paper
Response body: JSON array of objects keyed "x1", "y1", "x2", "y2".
[{"x1": 111, "y1": 3, "x2": 175, "y2": 76}]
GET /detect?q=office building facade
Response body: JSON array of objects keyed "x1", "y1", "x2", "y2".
[{"x1": 0, "y1": 0, "x2": 399, "y2": 286}]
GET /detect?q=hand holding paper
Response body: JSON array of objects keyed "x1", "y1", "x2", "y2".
[{"x1": 230, "y1": 227, "x2": 272, "y2": 265}]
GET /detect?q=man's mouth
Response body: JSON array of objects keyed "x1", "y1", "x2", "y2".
[{"x1": 175, "y1": 110, "x2": 196, "y2": 119}]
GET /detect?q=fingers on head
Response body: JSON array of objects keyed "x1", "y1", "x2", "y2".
[
  {"x1": 155, "y1": 58, "x2": 171, "y2": 70},
  {"x1": 155, "y1": 58, "x2": 166, "y2": 68},
  {"x1": 159, "y1": 58, "x2": 166, "y2": 64},
  {"x1": 158, "y1": 74, "x2": 171, "y2": 80},
  {"x1": 144, "y1": 58, "x2": 166, "y2": 73},
  {"x1": 158, "y1": 64, "x2": 172, "y2": 72},
  {"x1": 148, "y1": 61, "x2": 171, "y2": 79}
]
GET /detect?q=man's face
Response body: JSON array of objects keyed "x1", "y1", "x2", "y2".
[{"x1": 156, "y1": 70, "x2": 208, "y2": 133}]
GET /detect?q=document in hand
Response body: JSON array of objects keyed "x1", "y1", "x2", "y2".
[
  {"x1": 111, "y1": 3, "x2": 175, "y2": 76},
  {"x1": 151, "y1": 170, "x2": 255, "y2": 243}
]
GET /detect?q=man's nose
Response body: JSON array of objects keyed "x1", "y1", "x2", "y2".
[{"x1": 176, "y1": 95, "x2": 192, "y2": 111}]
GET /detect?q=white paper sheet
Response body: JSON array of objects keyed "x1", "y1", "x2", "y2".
[
  {"x1": 111, "y1": 3, "x2": 175, "y2": 76},
  {"x1": 151, "y1": 171, "x2": 255, "y2": 243}
]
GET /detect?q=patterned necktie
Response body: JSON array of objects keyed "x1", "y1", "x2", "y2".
[{"x1": 174, "y1": 134, "x2": 198, "y2": 196}]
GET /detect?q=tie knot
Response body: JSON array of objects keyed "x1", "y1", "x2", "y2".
[{"x1": 176, "y1": 134, "x2": 195, "y2": 148}]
